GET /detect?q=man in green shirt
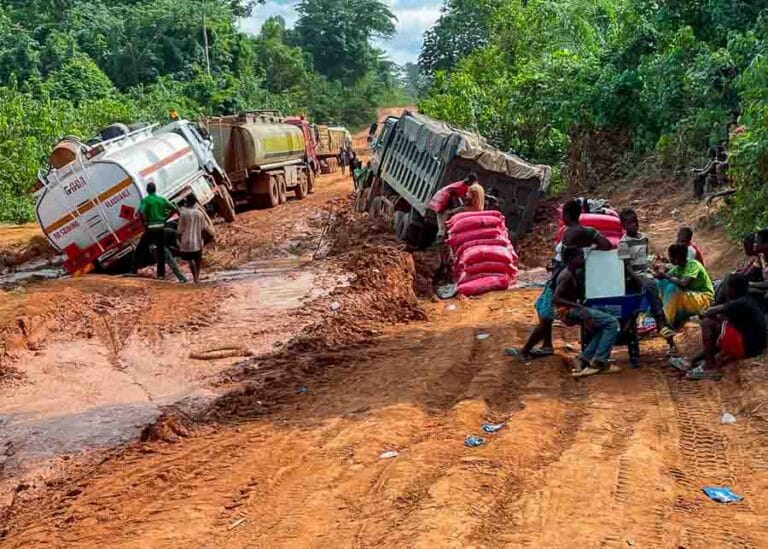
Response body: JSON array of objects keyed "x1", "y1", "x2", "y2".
[
  {"x1": 655, "y1": 243, "x2": 714, "y2": 335},
  {"x1": 132, "y1": 182, "x2": 178, "y2": 279}
]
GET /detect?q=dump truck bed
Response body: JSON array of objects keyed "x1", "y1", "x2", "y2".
[{"x1": 378, "y1": 111, "x2": 551, "y2": 239}]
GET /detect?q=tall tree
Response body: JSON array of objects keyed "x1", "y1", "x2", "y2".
[
  {"x1": 294, "y1": 0, "x2": 396, "y2": 85},
  {"x1": 419, "y1": 0, "x2": 502, "y2": 76}
]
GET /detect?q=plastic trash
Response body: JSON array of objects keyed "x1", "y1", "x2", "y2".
[
  {"x1": 702, "y1": 486, "x2": 743, "y2": 503},
  {"x1": 379, "y1": 450, "x2": 399, "y2": 459},
  {"x1": 482, "y1": 423, "x2": 505, "y2": 434},
  {"x1": 464, "y1": 435, "x2": 486, "y2": 447},
  {"x1": 330, "y1": 301, "x2": 341, "y2": 311},
  {"x1": 721, "y1": 412, "x2": 737, "y2": 424},
  {"x1": 476, "y1": 332, "x2": 491, "y2": 341},
  {"x1": 298, "y1": 385, "x2": 309, "y2": 394},
  {"x1": 446, "y1": 304, "x2": 458, "y2": 312},
  {"x1": 437, "y1": 284, "x2": 459, "y2": 300}
]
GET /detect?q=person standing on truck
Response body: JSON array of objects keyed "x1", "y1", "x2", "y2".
[
  {"x1": 133, "y1": 182, "x2": 177, "y2": 279},
  {"x1": 177, "y1": 194, "x2": 205, "y2": 283}
]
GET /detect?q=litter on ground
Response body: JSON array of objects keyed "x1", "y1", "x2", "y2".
[
  {"x1": 465, "y1": 436, "x2": 487, "y2": 447},
  {"x1": 702, "y1": 487, "x2": 743, "y2": 503}
]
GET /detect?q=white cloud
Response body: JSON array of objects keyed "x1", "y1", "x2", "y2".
[{"x1": 239, "y1": 0, "x2": 442, "y2": 65}]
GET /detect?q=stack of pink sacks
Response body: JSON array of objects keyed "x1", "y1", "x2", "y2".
[{"x1": 446, "y1": 211, "x2": 518, "y2": 296}]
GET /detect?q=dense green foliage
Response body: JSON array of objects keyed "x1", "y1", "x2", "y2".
[
  {"x1": 0, "y1": 0, "x2": 408, "y2": 223},
  {"x1": 418, "y1": 0, "x2": 768, "y2": 232}
]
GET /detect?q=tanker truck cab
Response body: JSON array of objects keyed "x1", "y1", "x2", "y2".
[{"x1": 34, "y1": 118, "x2": 234, "y2": 275}]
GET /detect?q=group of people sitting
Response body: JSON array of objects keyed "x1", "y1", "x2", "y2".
[{"x1": 507, "y1": 199, "x2": 767, "y2": 380}]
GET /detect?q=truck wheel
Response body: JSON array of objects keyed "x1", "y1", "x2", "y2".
[
  {"x1": 295, "y1": 175, "x2": 308, "y2": 200},
  {"x1": 278, "y1": 176, "x2": 288, "y2": 204},
  {"x1": 197, "y1": 204, "x2": 216, "y2": 243},
  {"x1": 257, "y1": 177, "x2": 279, "y2": 208},
  {"x1": 215, "y1": 186, "x2": 236, "y2": 222},
  {"x1": 308, "y1": 168, "x2": 316, "y2": 194}
]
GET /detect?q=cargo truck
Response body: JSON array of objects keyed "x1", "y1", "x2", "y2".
[
  {"x1": 203, "y1": 111, "x2": 316, "y2": 209},
  {"x1": 34, "y1": 117, "x2": 236, "y2": 275},
  {"x1": 358, "y1": 110, "x2": 552, "y2": 247},
  {"x1": 314, "y1": 125, "x2": 352, "y2": 174}
]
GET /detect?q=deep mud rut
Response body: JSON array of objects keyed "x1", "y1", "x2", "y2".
[
  {"x1": 5, "y1": 290, "x2": 768, "y2": 548},
  {"x1": 4, "y1": 121, "x2": 768, "y2": 546}
]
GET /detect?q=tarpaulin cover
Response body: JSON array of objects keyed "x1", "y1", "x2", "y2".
[{"x1": 399, "y1": 111, "x2": 552, "y2": 192}]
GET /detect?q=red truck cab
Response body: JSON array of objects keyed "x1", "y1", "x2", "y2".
[{"x1": 284, "y1": 115, "x2": 320, "y2": 174}]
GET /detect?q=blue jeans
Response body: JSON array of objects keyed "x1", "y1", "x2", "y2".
[
  {"x1": 639, "y1": 276, "x2": 665, "y2": 327},
  {"x1": 582, "y1": 308, "x2": 619, "y2": 363}
]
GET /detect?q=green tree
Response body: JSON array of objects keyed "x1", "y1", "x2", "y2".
[
  {"x1": 294, "y1": 0, "x2": 396, "y2": 85},
  {"x1": 419, "y1": 0, "x2": 502, "y2": 76}
]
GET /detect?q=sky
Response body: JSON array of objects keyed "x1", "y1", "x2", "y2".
[{"x1": 239, "y1": 0, "x2": 443, "y2": 65}]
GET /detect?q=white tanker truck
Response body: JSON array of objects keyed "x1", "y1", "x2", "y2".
[{"x1": 34, "y1": 117, "x2": 236, "y2": 275}]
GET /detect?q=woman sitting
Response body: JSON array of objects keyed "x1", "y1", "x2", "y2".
[{"x1": 655, "y1": 244, "x2": 714, "y2": 351}]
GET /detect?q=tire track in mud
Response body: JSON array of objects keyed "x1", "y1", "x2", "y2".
[
  {"x1": 466, "y1": 363, "x2": 591, "y2": 547},
  {"x1": 662, "y1": 368, "x2": 758, "y2": 548},
  {"x1": 597, "y1": 367, "x2": 671, "y2": 548}
]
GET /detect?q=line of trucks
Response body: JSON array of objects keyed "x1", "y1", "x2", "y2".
[{"x1": 33, "y1": 109, "x2": 550, "y2": 277}]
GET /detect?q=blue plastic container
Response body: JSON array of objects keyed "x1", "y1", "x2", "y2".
[{"x1": 584, "y1": 294, "x2": 647, "y2": 321}]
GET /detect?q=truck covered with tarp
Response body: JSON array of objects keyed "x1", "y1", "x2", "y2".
[{"x1": 358, "y1": 110, "x2": 551, "y2": 247}]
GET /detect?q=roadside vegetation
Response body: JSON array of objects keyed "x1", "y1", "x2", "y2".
[
  {"x1": 0, "y1": 0, "x2": 412, "y2": 223},
  {"x1": 418, "y1": 0, "x2": 768, "y2": 233}
]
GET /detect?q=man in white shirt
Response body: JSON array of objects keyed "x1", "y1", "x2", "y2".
[{"x1": 177, "y1": 194, "x2": 205, "y2": 283}]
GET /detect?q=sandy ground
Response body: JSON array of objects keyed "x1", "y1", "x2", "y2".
[{"x1": 3, "y1": 113, "x2": 768, "y2": 547}]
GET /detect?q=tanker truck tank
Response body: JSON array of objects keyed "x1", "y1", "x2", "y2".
[
  {"x1": 203, "y1": 113, "x2": 315, "y2": 209},
  {"x1": 34, "y1": 119, "x2": 235, "y2": 275}
]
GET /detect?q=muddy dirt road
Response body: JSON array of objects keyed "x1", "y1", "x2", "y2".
[{"x1": 3, "y1": 128, "x2": 768, "y2": 546}]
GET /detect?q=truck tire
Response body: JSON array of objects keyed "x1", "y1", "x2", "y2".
[
  {"x1": 255, "y1": 177, "x2": 280, "y2": 208},
  {"x1": 278, "y1": 175, "x2": 287, "y2": 204},
  {"x1": 308, "y1": 168, "x2": 316, "y2": 194},
  {"x1": 403, "y1": 208, "x2": 430, "y2": 249},
  {"x1": 395, "y1": 210, "x2": 410, "y2": 240},
  {"x1": 295, "y1": 174, "x2": 309, "y2": 200},
  {"x1": 215, "y1": 186, "x2": 236, "y2": 222},
  {"x1": 197, "y1": 204, "x2": 216, "y2": 243}
]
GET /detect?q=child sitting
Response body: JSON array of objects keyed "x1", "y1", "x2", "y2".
[
  {"x1": 553, "y1": 246, "x2": 620, "y2": 377},
  {"x1": 617, "y1": 208, "x2": 676, "y2": 351},
  {"x1": 671, "y1": 274, "x2": 766, "y2": 380}
]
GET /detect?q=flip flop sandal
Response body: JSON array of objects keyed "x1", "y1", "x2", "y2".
[
  {"x1": 504, "y1": 348, "x2": 530, "y2": 361},
  {"x1": 572, "y1": 366, "x2": 600, "y2": 378},
  {"x1": 529, "y1": 348, "x2": 555, "y2": 358},
  {"x1": 668, "y1": 357, "x2": 691, "y2": 372},
  {"x1": 659, "y1": 326, "x2": 676, "y2": 339},
  {"x1": 686, "y1": 366, "x2": 722, "y2": 380},
  {"x1": 667, "y1": 346, "x2": 680, "y2": 357}
]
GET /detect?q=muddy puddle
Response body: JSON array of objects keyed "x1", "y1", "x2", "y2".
[
  {"x1": 0, "y1": 256, "x2": 64, "y2": 289},
  {"x1": 0, "y1": 256, "x2": 347, "y2": 482}
]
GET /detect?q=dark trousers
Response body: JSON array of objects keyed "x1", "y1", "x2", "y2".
[{"x1": 134, "y1": 226, "x2": 166, "y2": 278}]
